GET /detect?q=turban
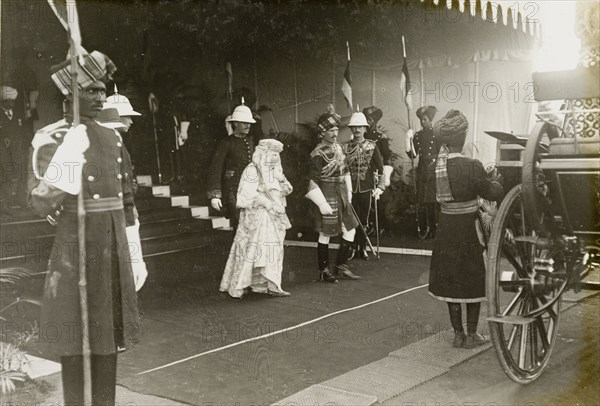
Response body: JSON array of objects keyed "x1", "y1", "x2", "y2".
[
  {"x1": 416, "y1": 105, "x2": 438, "y2": 121},
  {"x1": 317, "y1": 112, "x2": 341, "y2": 132},
  {"x1": 1, "y1": 85, "x2": 18, "y2": 101},
  {"x1": 50, "y1": 51, "x2": 117, "y2": 96},
  {"x1": 362, "y1": 106, "x2": 383, "y2": 124},
  {"x1": 433, "y1": 109, "x2": 469, "y2": 148},
  {"x1": 256, "y1": 138, "x2": 283, "y2": 153}
]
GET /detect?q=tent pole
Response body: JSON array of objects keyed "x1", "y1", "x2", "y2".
[
  {"x1": 419, "y1": 66, "x2": 425, "y2": 107},
  {"x1": 293, "y1": 56, "x2": 298, "y2": 133},
  {"x1": 473, "y1": 61, "x2": 480, "y2": 146},
  {"x1": 371, "y1": 69, "x2": 376, "y2": 105},
  {"x1": 253, "y1": 45, "x2": 259, "y2": 110},
  {"x1": 331, "y1": 52, "x2": 336, "y2": 105}
]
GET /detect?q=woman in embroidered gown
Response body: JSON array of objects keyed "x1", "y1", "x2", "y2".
[
  {"x1": 305, "y1": 109, "x2": 360, "y2": 282},
  {"x1": 220, "y1": 139, "x2": 293, "y2": 298},
  {"x1": 428, "y1": 110, "x2": 503, "y2": 349}
]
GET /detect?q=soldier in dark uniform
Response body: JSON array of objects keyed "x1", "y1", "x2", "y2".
[
  {"x1": 428, "y1": 110, "x2": 503, "y2": 349},
  {"x1": 207, "y1": 102, "x2": 256, "y2": 229},
  {"x1": 306, "y1": 108, "x2": 360, "y2": 282},
  {"x1": 28, "y1": 51, "x2": 144, "y2": 405},
  {"x1": 407, "y1": 105, "x2": 440, "y2": 238},
  {"x1": 363, "y1": 106, "x2": 393, "y2": 186},
  {"x1": 0, "y1": 85, "x2": 23, "y2": 215},
  {"x1": 344, "y1": 111, "x2": 385, "y2": 260}
]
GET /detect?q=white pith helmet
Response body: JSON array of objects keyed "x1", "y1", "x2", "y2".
[
  {"x1": 348, "y1": 112, "x2": 369, "y2": 127},
  {"x1": 104, "y1": 84, "x2": 141, "y2": 117},
  {"x1": 226, "y1": 97, "x2": 256, "y2": 124}
]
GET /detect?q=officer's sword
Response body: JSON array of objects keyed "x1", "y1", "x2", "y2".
[{"x1": 350, "y1": 204, "x2": 378, "y2": 259}]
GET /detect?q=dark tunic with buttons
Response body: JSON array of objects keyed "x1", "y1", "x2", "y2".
[
  {"x1": 28, "y1": 118, "x2": 140, "y2": 356},
  {"x1": 365, "y1": 126, "x2": 391, "y2": 166},
  {"x1": 428, "y1": 157, "x2": 503, "y2": 303},
  {"x1": 206, "y1": 135, "x2": 255, "y2": 224},
  {"x1": 413, "y1": 127, "x2": 441, "y2": 203},
  {"x1": 343, "y1": 139, "x2": 385, "y2": 193}
]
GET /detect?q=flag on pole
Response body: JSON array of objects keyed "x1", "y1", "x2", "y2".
[
  {"x1": 225, "y1": 62, "x2": 233, "y2": 95},
  {"x1": 47, "y1": 0, "x2": 83, "y2": 55},
  {"x1": 341, "y1": 42, "x2": 353, "y2": 110},
  {"x1": 400, "y1": 58, "x2": 413, "y2": 111}
]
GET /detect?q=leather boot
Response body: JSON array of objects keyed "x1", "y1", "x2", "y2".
[
  {"x1": 334, "y1": 239, "x2": 361, "y2": 279},
  {"x1": 318, "y1": 243, "x2": 337, "y2": 283}
]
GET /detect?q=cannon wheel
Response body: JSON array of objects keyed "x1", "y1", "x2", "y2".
[{"x1": 487, "y1": 184, "x2": 568, "y2": 384}]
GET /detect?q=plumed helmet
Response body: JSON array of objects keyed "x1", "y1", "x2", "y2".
[
  {"x1": 226, "y1": 104, "x2": 256, "y2": 124},
  {"x1": 348, "y1": 112, "x2": 369, "y2": 127},
  {"x1": 104, "y1": 84, "x2": 141, "y2": 116}
]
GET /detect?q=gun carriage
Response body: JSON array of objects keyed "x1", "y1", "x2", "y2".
[{"x1": 485, "y1": 66, "x2": 600, "y2": 384}]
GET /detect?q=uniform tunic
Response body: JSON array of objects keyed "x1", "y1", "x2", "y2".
[
  {"x1": 206, "y1": 135, "x2": 255, "y2": 224},
  {"x1": 428, "y1": 157, "x2": 503, "y2": 302},
  {"x1": 307, "y1": 142, "x2": 358, "y2": 236},
  {"x1": 365, "y1": 127, "x2": 391, "y2": 166},
  {"x1": 413, "y1": 127, "x2": 440, "y2": 203},
  {"x1": 343, "y1": 139, "x2": 385, "y2": 193},
  {"x1": 28, "y1": 118, "x2": 140, "y2": 356}
]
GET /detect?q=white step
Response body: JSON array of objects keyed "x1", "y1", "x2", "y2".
[
  {"x1": 157, "y1": 195, "x2": 189, "y2": 207},
  {"x1": 151, "y1": 185, "x2": 170, "y2": 196},
  {"x1": 137, "y1": 175, "x2": 152, "y2": 186},
  {"x1": 189, "y1": 206, "x2": 210, "y2": 217}
]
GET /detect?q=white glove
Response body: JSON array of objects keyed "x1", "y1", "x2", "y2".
[
  {"x1": 372, "y1": 187, "x2": 383, "y2": 201},
  {"x1": 43, "y1": 124, "x2": 89, "y2": 195},
  {"x1": 126, "y1": 219, "x2": 148, "y2": 292},
  {"x1": 178, "y1": 121, "x2": 190, "y2": 146},
  {"x1": 382, "y1": 165, "x2": 393, "y2": 187},
  {"x1": 344, "y1": 173, "x2": 353, "y2": 203},
  {"x1": 405, "y1": 129, "x2": 416, "y2": 157},
  {"x1": 211, "y1": 198, "x2": 222, "y2": 211},
  {"x1": 306, "y1": 187, "x2": 334, "y2": 215}
]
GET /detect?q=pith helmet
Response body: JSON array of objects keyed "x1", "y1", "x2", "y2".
[
  {"x1": 348, "y1": 112, "x2": 369, "y2": 127},
  {"x1": 104, "y1": 84, "x2": 141, "y2": 116},
  {"x1": 226, "y1": 104, "x2": 256, "y2": 123}
]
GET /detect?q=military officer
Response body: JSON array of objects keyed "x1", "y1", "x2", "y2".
[
  {"x1": 344, "y1": 111, "x2": 385, "y2": 260},
  {"x1": 363, "y1": 106, "x2": 393, "y2": 186},
  {"x1": 28, "y1": 50, "x2": 144, "y2": 405},
  {"x1": 207, "y1": 102, "x2": 256, "y2": 229},
  {"x1": 406, "y1": 105, "x2": 440, "y2": 238}
]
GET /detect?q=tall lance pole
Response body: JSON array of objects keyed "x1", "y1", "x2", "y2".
[
  {"x1": 401, "y1": 36, "x2": 422, "y2": 238},
  {"x1": 68, "y1": 24, "x2": 92, "y2": 406}
]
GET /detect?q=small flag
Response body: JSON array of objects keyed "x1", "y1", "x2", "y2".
[
  {"x1": 47, "y1": 0, "x2": 83, "y2": 55},
  {"x1": 341, "y1": 41, "x2": 353, "y2": 110},
  {"x1": 400, "y1": 58, "x2": 412, "y2": 111}
]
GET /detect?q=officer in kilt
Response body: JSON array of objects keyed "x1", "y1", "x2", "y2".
[
  {"x1": 28, "y1": 51, "x2": 145, "y2": 405},
  {"x1": 305, "y1": 108, "x2": 360, "y2": 282}
]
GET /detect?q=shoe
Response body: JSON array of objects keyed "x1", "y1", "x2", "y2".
[
  {"x1": 347, "y1": 246, "x2": 356, "y2": 261},
  {"x1": 319, "y1": 268, "x2": 338, "y2": 283},
  {"x1": 357, "y1": 249, "x2": 369, "y2": 261},
  {"x1": 334, "y1": 264, "x2": 361, "y2": 280},
  {"x1": 463, "y1": 333, "x2": 488, "y2": 348},
  {"x1": 267, "y1": 289, "x2": 291, "y2": 297},
  {"x1": 453, "y1": 332, "x2": 466, "y2": 348}
]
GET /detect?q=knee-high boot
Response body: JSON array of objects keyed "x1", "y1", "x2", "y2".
[
  {"x1": 334, "y1": 239, "x2": 361, "y2": 279},
  {"x1": 318, "y1": 243, "x2": 336, "y2": 283}
]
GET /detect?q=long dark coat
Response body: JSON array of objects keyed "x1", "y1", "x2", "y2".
[
  {"x1": 428, "y1": 157, "x2": 503, "y2": 303},
  {"x1": 413, "y1": 127, "x2": 440, "y2": 204},
  {"x1": 28, "y1": 118, "x2": 140, "y2": 356}
]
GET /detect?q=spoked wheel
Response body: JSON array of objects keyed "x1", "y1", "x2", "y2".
[{"x1": 487, "y1": 185, "x2": 568, "y2": 384}]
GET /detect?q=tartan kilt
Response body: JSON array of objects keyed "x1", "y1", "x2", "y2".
[{"x1": 313, "y1": 178, "x2": 358, "y2": 236}]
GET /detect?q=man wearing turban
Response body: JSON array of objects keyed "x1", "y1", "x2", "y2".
[
  {"x1": 28, "y1": 50, "x2": 144, "y2": 405},
  {"x1": 408, "y1": 105, "x2": 440, "y2": 239},
  {"x1": 427, "y1": 110, "x2": 503, "y2": 349}
]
